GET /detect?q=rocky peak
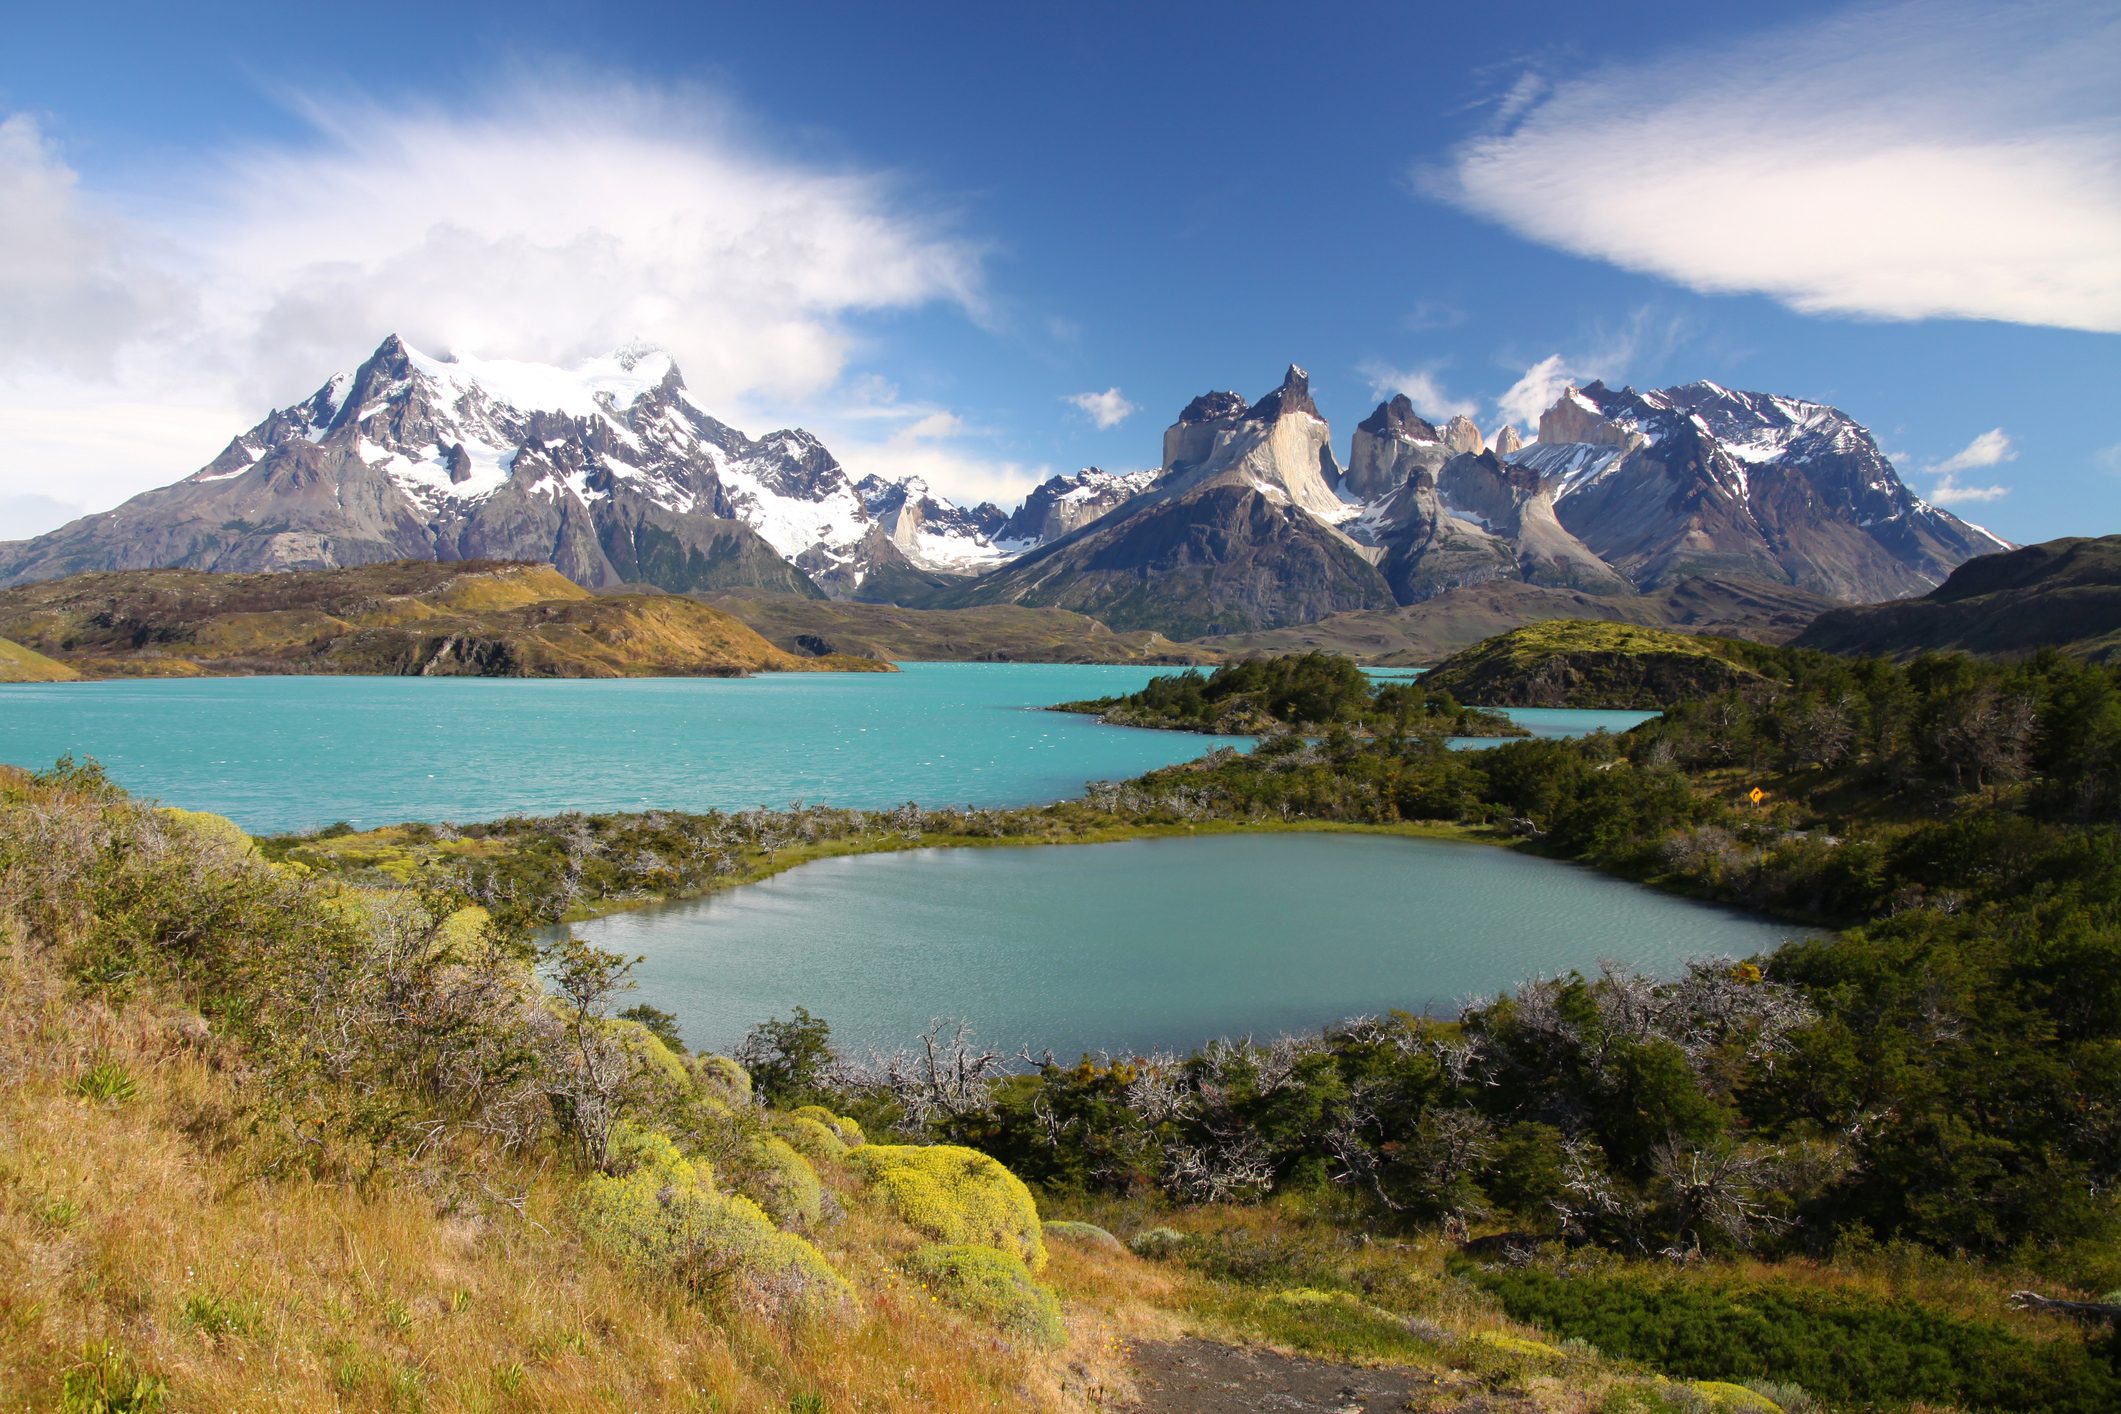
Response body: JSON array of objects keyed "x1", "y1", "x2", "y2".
[
  {"x1": 325, "y1": 334, "x2": 418, "y2": 434},
  {"x1": 1493, "y1": 425, "x2": 1526, "y2": 457},
  {"x1": 1538, "y1": 384, "x2": 1649, "y2": 452},
  {"x1": 1178, "y1": 391, "x2": 1248, "y2": 424},
  {"x1": 1245, "y1": 365, "x2": 1320, "y2": 423},
  {"x1": 1356, "y1": 394, "x2": 1442, "y2": 443},
  {"x1": 1442, "y1": 414, "x2": 1486, "y2": 456}
]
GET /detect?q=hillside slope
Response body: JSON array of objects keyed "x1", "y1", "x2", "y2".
[
  {"x1": 1796, "y1": 535, "x2": 2121, "y2": 662},
  {"x1": 1203, "y1": 576, "x2": 1833, "y2": 665},
  {"x1": 0, "y1": 637, "x2": 81, "y2": 682},
  {"x1": 0, "y1": 560, "x2": 888, "y2": 678},
  {"x1": 1418, "y1": 620, "x2": 1767, "y2": 708}
]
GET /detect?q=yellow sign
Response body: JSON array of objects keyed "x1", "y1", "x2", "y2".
[{"x1": 1748, "y1": 787, "x2": 1767, "y2": 805}]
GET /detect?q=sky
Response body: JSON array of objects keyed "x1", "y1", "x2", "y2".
[{"x1": 2, "y1": 0, "x2": 2117, "y2": 546}]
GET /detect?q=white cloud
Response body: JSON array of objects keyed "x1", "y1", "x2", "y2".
[
  {"x1": 1933, "y1": 427, "x2": 2016, "y2": 474},
  {"x1": 1064, "y1": 387, "x2": 1137, "y2": 430},
  {"x1": 1426, "y1": 0, "x2": 2121, "y2": 332},
  {"x1": 2096, "y1": 442, "x2": 2121, "y2": 475},
  {"x1": 801, "y1": 381, "x2": 1047, "y2": 509},
  {"x1": 1917, "y1": 427, "x2": 2016, "y2": 503},
  {"x1": 0, "y1": 79, "x2": 983, "y2": 534},
  {"x1": 1928, "y1": 473, "x2": 2010, "y2": 505},
  {"x1": 1357, "y1": 362, "x2": 1477, "y2": 422}
]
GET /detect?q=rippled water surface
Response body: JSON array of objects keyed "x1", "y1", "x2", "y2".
[
  {"x1": 0, "y1": 664, "x2": 1648, "y2": 833},
  {"x1": 575, "y1": 832, "x2": 1799, "y2": 1057}
]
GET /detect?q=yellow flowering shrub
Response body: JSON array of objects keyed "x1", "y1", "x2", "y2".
[
  {"x1": 576, "y1": 1122, "x2": 848, "y2": 1318},
  {"x1": 906, "y1": 1243, "x2": 1064, "y2": 1347},
  {"x1": 849, "y1": 1144, "x2": 1047, "y2": 1272}
]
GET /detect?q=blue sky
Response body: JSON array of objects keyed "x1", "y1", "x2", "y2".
[{"x1": 2, "y1": 0, "x2": 2116, "y2": 546}]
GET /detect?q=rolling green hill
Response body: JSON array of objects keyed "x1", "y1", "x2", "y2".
[
  {"x1": 1417, "y1": 620, "x2": 1768, "y2": 708},
  {"x1": 0, "y1": 636, "x2": 81, "y2": 682}
]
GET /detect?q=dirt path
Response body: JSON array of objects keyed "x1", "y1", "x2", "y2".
[{"x1": 1124, "y1": 1337, "x2": 1526, "y2": 1412}]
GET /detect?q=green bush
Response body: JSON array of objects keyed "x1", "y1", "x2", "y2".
[
  {"x1": 849, "y1": 1144, "x2": 1047, "y2": 1272},
  {"x1": 906, "y1": 1243, "x2": 1064, "y2": 1346},
  {"x1": 779, "y1": 1115, "x2": 848, "y2": 1163},
  {"x1": 1469, "y1": 1266, "x2": 2121, "y2": 1413},
  {"x1": 576, "y1": 1122, "x2": 848, "y2": 1318},
  {"x1": 726, "y1": 1132, "x2": 824, "y2": 1231}
]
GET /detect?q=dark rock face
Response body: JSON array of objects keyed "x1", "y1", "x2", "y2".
[
  {"x1": 945, "y1": 484, "x2": 1396, "y2": 638},
  {"x1": 1243, "y1": 364, "x2": 1320, "y2": 423},
  {"x1": 1355, "y1": 394, "x2": 1441, "y2": 443},
  {"x1": 1177, "y1": 391, "x2": 1248, "y2": 424}
]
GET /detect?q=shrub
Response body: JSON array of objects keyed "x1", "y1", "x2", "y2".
[
  {"x1": 779, "y1": 1115, "x2": 848, "y2": 1163},
  {"x1": 1470, "y1": 1266, "x2": 2121, "y2": 1413},
  {"x1": 906, "y1": 1243, "x2": 1065, "y2": 1346},
  {"x1": 1687, "y1": 1382, "x2": 1782, "y2": 1414},
  {"x1": 849, "y1": 1144, "x2": 1047, "y2": 1272},
  {"x1": 154, "y1": 807, "x2": 254, "y2": 857},
  {"x1": 692, "y1": 1054, "x2": 752, "y2": 1107},
  {"x1": 793, "y1": 1103, "x2": 865, "y2": 1147},
  {"x1": 576, "y1": 1122, "x2": 849, "y2": 1319},
  {"x1": 1128, "y1": 1226, "x2": 1187, "y2": 1259},
  {"x1": 726, "y1": 1133, "x2": 824, "y2": 1231},
  {"x1": 1043, "y1": 1219, "x2": 1123, "y2": 1253}
]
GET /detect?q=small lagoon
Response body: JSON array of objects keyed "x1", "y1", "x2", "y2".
[{"x1": 575, "y1": 832, "x2": 1799, "y2": 1058}]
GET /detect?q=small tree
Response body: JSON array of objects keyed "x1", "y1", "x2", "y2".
[
  {"x1": 542, "y1": 933, "x2": 638, "y2": 1169},
  {"x1": 735, "y1": 1007, "x2": 836, "y2": 1108}
]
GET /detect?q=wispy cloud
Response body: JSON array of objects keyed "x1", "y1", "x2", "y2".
[
  {"x1": 0, "y1": 77, "x2": 984, "y2": 528},
  {"x1": 1934, "y1": 427, "x2": 2016, "y2": 475},
  {"x1": 1487, "y1": 307, "x2": 1681, "y2": 432},
  {"x1": 1064, "y1": 387, "x2": 1138, "y2": 430},
  {"x1": 1425, "y1": 0, "x2": 2121, "y2": 332},
  {"x1": 1921, "y1": 427, "x2": 2015, "y2": 503},
  {"x1": 2096, "y1": 442, "x2": 2121, "y2": 476},
  {"x1": 1928, "y1": 473, "x2": 2010, "y2": 505},
  {"x1": 1357, "y1": 362, "x2": 1477, "y2": 423},
  {"x1": 803, "y1": 379, "x2": 1048, "y2": 509}
]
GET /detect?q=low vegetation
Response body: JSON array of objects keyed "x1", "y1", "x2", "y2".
[
  {"x1": 0, "y1": 560, "x2": 891, "y2": 678},
  {"x1": 0, "y1": 635, "x2": 81, "y2": 682},
  {"x1": 1053, "y1": 649, "x2": 1524, "y2": 736},
  {"x1": 3, "y1": 760, "x2": 1833, "y2": 1411},
  {"x1": 14, "y1": 638, "x2": 2121, "y2": 1409}
]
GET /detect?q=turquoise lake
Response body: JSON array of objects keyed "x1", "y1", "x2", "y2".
[
  {"x1": 572, "y1": 833, "x2": 1801, "y2": 1058},
  {"x1": 0, "y1": 664, "x2": 1651, "y2": 834}
]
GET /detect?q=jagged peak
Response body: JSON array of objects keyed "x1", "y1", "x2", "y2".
[
  {"x1": 1245, "y1": 364, "x2": 1319, "y2": 422},
  {"x1": 1356, "y1": 394, "x2": 1442, "y2": 442}
]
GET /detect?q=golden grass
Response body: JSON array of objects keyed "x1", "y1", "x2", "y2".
[{"x1": 0, "y1": 637, "x2": 79, "y2": 682}]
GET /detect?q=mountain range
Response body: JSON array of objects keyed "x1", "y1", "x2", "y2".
[{"x1": 0, "y1": 335, "x2": 2010, "y2": 636}]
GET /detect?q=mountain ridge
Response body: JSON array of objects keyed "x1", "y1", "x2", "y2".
[{"x1": 0, "y1": 338, "x2": 2012, "y2": 639}]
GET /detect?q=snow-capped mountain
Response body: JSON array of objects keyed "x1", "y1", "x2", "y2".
[
  {"x1": 0, "y1": 338, "x2": 2011, "y2": 629},
  {"x1": 942, "y1": 367, "x2": 2009, "y2": 633},
  {"x1": 1506, "y1": 380, "x2": 2009, "y2": 600},
  {"x1": 0, "y1": 336, "x2": 1037, "y2": 596}
]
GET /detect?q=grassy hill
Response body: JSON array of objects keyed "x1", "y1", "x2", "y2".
[
  {"x1": 708, "y1": 592, "x2": 1222, "y2": 664},
  {"x1": 0, "y1": 636, "x2": 80, "y2": 682},
  {"x1": 1797, "y1": 535, "x2": 2121, "y2": 662},
  {"x1": 0, "y1": 561, "x2": 890, "y2": 679},
  {"x1": 1417, "y1": 620, "x2": 1768, "y2": 708},
  {"x1": 1202, "y1": 576, "x2": 1835, "y2": 666}
]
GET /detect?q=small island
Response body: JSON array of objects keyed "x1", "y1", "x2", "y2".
[{"x1": 1052, "y1": 650, "x2": 1526, "y2": 738}]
